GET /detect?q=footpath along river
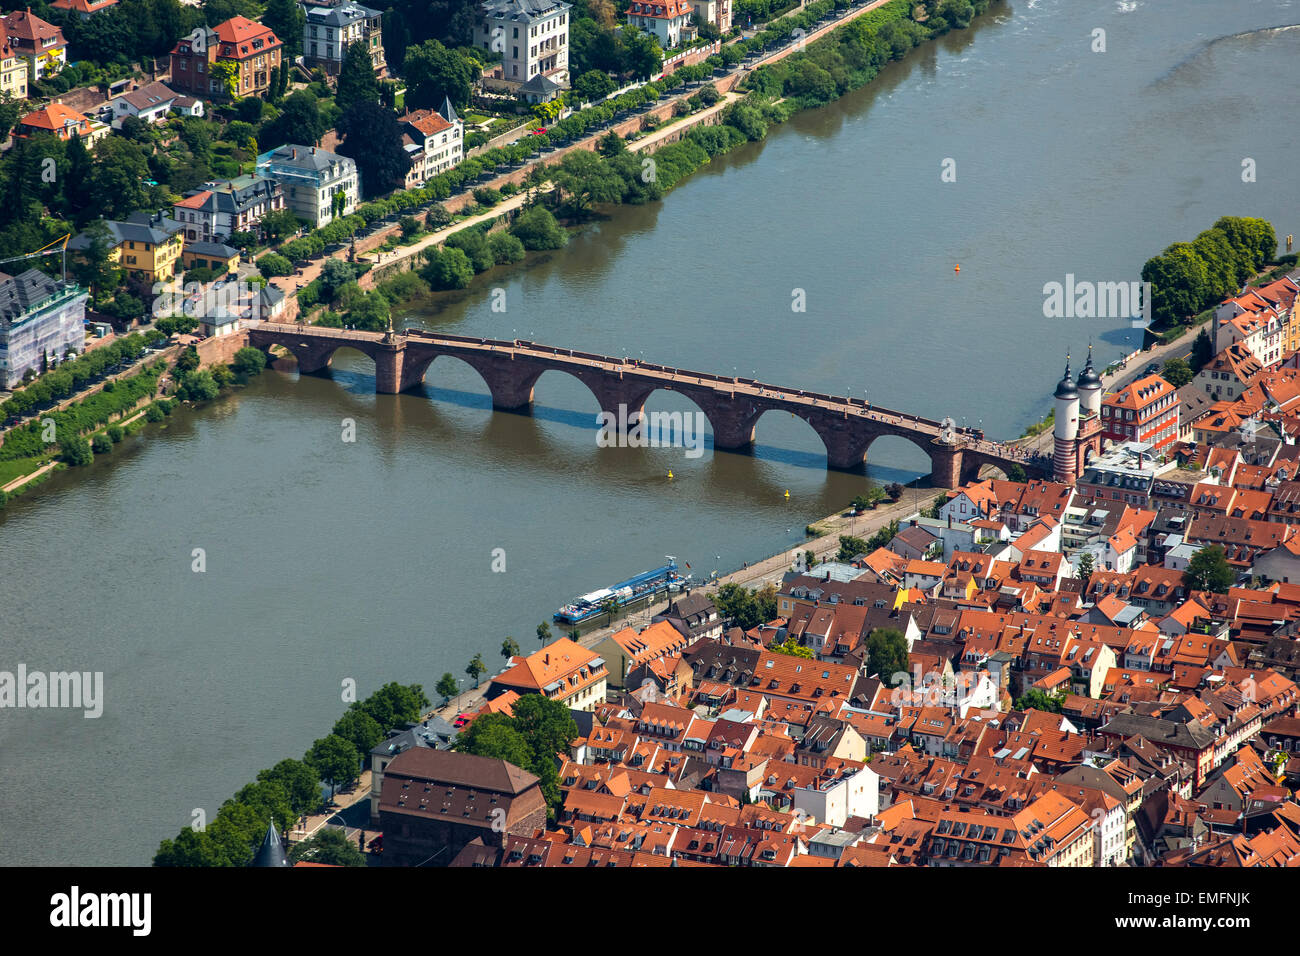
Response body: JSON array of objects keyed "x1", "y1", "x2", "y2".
[{"x1": 1, "y1": 0, "x2": 1298, "y2": 864}]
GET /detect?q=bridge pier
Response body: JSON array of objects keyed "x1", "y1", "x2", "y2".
[
  {"x1": 373, "y1": 342, "x2": 408, "y2": 394},
  {"x1": 929, "y1": 443, "x2": 965, "y2": 488}
]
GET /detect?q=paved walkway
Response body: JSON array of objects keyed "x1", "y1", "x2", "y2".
[
  {"x1": 288, "y1": 768, "x2": 374, "y2": 846},
  {"x1": 2, "y1": 459, "x2": 57, "y2": 494}
]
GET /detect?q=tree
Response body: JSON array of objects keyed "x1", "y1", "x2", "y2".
[
  {"x1": 1076, "y1": 552, "x2": 1094, "y2": 583},
  {"x1": 619, "y1": 26, "x2": 663, "y2": 80},
  {"x1": 61, "y1": 435, "x2": 92, "y2": 466},
  {"x1": 770, "y1": 637, "x2": 814, "y2": 658},
  {"x1": 836, "y1": 534, "x2": 870, "y2": 561},
  {"x1": 574, "y1": 68, "x2": 616, "y2": 103},
  {"x1": 305, "y1": 734, "x2": 360, "y2": 799},
  {"x1": 210, "y1": 60, "x2": 241, "y2": 99},
  {"x1": 71, "y1": 218, "x2": 123, "y2": 303},
  {"x1": 288, "y1": 827, "x2": 366, "y2": 865},
  {"x1": 466, "y1": 652, "x2": 486, "y2": 688},
  {"x1": 600, "y1": 596, "x2": 619, "y2": 627},
  {"x1": 345, "y1": 290, "x2": 391, "y2": 332},
  {"x1": 232, "y1": 347, "x2": 268, "y2": 378},
  {"x1": 402, "y1": 39, "x2": 476, "y2": 111},
  {"x1": 336, "y1": 41, "x2": 379, "y2": 113},
  {"x1": 1141, "y1": 242, "x2": 1209, "y2": 326},
  {"x1": 257, "y1": 758, "x2": 323, "y2": 816},
  {"x1": 455, "y1": 713, "x2": 532, "y2": 766},
  {"x1": 536, "y1": 621, "x2": 552, "y2": 646},
  {"x1": 260, "y1": 90, "x2": 324, "y2": 150},
  {"x1": 0, "y1": 89, "x2": 22, "y2": 141},
  {"x1": 509, "y1": 205, "x2": 566, "y2": 250},
  {"x1": 436, "y1": 671, "x2": 459, "y2": 704},
  {"x1": 501, "y1": 636, "x2": 520, "y2": 660},
  {"x1": 336, "y1": 100, "x2": 409, "y2": 198},
  {"x1": 356, "y1": 681, "x2": 428, "y2": 729},
  {"x1": 332, "y1": 707, "x2": 385, "y2": 755},
  {"x1": 88, "y1": 137, "x2": 162, "y2": 221},
  {"x1": 178, "y1": 369, "x2": 220, "y2": 401},
  {"x1": 712, "y1": 582, "x2": 778, "y2": 630},
  {"x1": 1013, "y1": 688, "x2": 1064, "y2": 714},
  {"x1": 92, "y1": 433, "x2": 112, "y2": 454},
  {"x1": 458, "y1": 696, "x2": 575, "y2": 814},
  {"x1": 1162, "y1": 357, "x2": 1193, "y2": 388},
  {"x1": 262, "y1": 0, "x2": 305, "y2": 59},
  {"x1": 865, "y1": 628, "x2": 908, "y2": 681},
  {"x1": 319, "y1": 258, "x2": 359, "y2": 301},
  {"x1": 552, "y1": 149, "x2": 624, "y2": 215},
  {"x1": 421, "y1": 246, "x2": 474, "y2": 289},
  {"x1": 1183, "y1": 545, "x2": 1236, "y2": 594},
  {"x1": 487, "y1": 230, "x2": 525, "y2": 265},
  {"x1": 1191, "y1": 327, "x2": 1214, "y2": 370}
]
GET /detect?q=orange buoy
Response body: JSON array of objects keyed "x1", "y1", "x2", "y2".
[{"x1": 954, "y1": 264, "x2": 961, "y2": 273}]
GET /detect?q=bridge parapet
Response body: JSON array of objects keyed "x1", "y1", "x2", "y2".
[{"x1": 246, "y1": 322, "x2": 1031, "y2": 482}]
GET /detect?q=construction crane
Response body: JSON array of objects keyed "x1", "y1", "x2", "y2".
[{"x1": 0, "y1": 234, "x2": 72, "y2": 282}]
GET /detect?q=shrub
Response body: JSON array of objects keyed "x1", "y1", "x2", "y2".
[
  {"x1": 257, "y1": 253, "x2": 294, "y2": 278},
  {"x1": 145, "y1": 404, "x2": 165, "y2": 423},
  {"x1": 421, "y1": 247, "x2": 474, "y2": 290},
  {"x1": 91, "y1": 433, "x2": 112, "y2": 454},
  {"x1": 107, "y1": 425, "x2": 124, "y2": 443},
  {"x1": 487, "y1": 231, "x2": 526, "y2": 265},
  {"x1": 509, "y1": 206, "x2": 566, "y2": 251},
  {"x1": 445, "y1": 228, "x2": 495, "y2": 273},
  {"x1": 61, "y1": 435, "x2": 92, "y2": 466}
]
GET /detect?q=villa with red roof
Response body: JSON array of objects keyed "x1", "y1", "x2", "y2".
[
  {"x1": 169, "y1": 16, "x2": 282, "y2": 99},
  {"x1": 625, "y1": 0, "x2": 695, "y2": 48},
  {"x1": 2, "y1": 9, "x2": 65, "y2": 81},
  {"x1": 15, "y1": 102, "x2": 107, "y2": 143}
]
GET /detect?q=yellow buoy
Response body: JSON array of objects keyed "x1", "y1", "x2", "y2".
[
  {"x1": 667, "y1": 469, "x2": 674, "y2": 480},
  {"x1": 783, "y1": 489, "x2": 790, "y2": 499}
]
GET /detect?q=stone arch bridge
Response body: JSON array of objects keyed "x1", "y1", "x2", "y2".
[{"x1": 245, "y1": 322, "x2": 1036, "y2": 485}]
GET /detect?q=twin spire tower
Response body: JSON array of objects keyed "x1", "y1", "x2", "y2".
[{"x1": 1052, "y1": 345, "x2": 1105, "y2": 483}]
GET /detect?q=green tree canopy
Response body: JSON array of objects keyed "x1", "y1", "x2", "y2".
[
  {"x1": 1162, "y1": 357, "x2": 1193, "y2": 388},
  {"x1": 305, "y1": 733, "x2": 361, "y2": 798},
  {"x1": 1184, "y1": 545, "x2": 1236, "y2": 594},
  {"x1": 287, "y1": 826, "x2": 367, "y2": 866},
  {"x1": 866, "y1": 628, "x2": 908, "y2": 681},
  {"x1": 402, "y1": 38, "x2": 476, "y2": 111}
]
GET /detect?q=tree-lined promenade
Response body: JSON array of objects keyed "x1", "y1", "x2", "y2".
[{"x1": 264, "y1": 0, "x2": 993, "y2": 331}]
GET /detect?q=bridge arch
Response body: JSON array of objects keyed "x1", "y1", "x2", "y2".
[
  {"x1": 859, "y1": 431, "x2": 935, "y2": 481},
  {"x1": 748, "y1": 406, "x2": 833, "y2": 466}
]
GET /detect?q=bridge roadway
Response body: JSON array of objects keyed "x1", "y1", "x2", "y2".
[{"x1": 245, "y1": 321, "x2": 1038, "y2": 484}]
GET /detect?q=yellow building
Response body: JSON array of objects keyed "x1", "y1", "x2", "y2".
[
  {"x1": 180, "y1": 240, "x2": 240, "y2": 276},
  {"x1": 0, "y1": 33, "x2": 28, "y2": 100},
  {"x1": 69, "y1": 215, "x2": 184, "y2": 289}
]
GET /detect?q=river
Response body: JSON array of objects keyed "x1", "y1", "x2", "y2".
[{"x1": 1, "y1": 0, "x2": 1297, "y2": 865}]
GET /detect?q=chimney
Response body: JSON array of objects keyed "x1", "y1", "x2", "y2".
[{"x1": 291, "y1": 147, "x2": 296, "y2": 159}]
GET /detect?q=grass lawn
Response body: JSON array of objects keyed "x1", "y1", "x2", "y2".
[{"x1": 0, "y1": 455, "x2": 51, "y2": 489}]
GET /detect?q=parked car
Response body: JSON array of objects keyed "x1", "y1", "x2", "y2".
[
  {"x1": 453, "y1": 713, "x2": 472, "y2": 729},
  {"x1": 1144, "y1": 362, "x2": 1160, "y2": 376}
]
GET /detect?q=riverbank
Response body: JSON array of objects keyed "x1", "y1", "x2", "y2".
[
  {"x1": 426, "y1": 482, "x2": 947, "y2": 725},
  {"x1": 267, "y1": 0, "x2": 977, "y2": 319}
]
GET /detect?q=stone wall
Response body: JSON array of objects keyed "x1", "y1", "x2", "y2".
[{"x1": 196, "y1": 331, "x2": 251, "y2": 368}]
